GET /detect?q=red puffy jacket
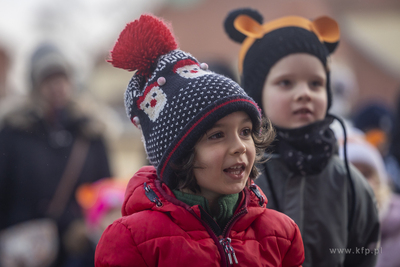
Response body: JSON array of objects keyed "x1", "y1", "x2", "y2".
[{"x1": 95, "y1": 166, "x2": 304, "y2": 266}]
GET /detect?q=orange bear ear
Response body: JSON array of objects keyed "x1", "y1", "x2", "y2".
[
  {"x1": 234, "y1": 15, "x2": 264, "y2": 39},
  {"x1": 233, "y1": 14, "x2": 265, "y2": 73},
  {"x1": 232, "y1": 14, "x2": 340, "y2": 73},
  {"x1": 312, "y1": 16, "x2": 340, "y2": 53}
]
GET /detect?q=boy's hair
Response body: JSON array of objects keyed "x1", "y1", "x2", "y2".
[
  {"x1": 171, "y1": 117, "x2": 275, "y2": 193},
  {"x1": 224, "y1": 8, "x2": 340, "y2": 114}
]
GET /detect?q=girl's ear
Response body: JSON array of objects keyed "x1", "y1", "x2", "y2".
[
  {"x1": 312, "y1": 16, "x2": 340, "y2": 54},
  {"x1": 224, "y1": 8, "x2": 264, "y2": 44}
]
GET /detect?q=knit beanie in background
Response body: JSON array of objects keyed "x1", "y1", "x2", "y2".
[
  {"x1": 109, "y1": 14, "x2": 261, "y2": 186},
  {"x1": 30, "y1": 43, "x2": 71, "y2": 91},
  {"x1": 224, "y1": 8, "x2": 340, "y2": 114}
]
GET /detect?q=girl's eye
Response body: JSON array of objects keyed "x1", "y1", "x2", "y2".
[
  {"x1": 209, "y1": 132, "x2": 224, "y2": 140},
  {"x1": 278, "y1": 79, "x2": 291, "y2": 87},
  {"x1": 311, "y1": 80, "x2": 323, "y2": 87},
  {"x1": 241, "y1": 128, "x2": 252, "y2": 137}
]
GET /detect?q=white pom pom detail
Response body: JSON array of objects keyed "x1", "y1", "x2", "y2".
[
  {"x1": 200, "y1": 63, "x2": 208, "y2": 70},
  {"x1": 157, "y1": 77, "x2": 166, "y2": 86},
  {"x1": 132, "y1": 116, "x2": 141, "y2": 130}
]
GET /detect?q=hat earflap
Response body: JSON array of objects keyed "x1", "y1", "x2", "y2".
[{"x1": 224, "y1": 8, "x2": 263, "y2": 44}]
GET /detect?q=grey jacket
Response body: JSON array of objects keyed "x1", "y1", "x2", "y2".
[{"x1": 256, "y1": 154, "x2": 380, "y2": 267}]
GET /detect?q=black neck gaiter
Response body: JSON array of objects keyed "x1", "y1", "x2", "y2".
[{"x1": 271, "y1": 116, "x2": 337, "y2": 175}]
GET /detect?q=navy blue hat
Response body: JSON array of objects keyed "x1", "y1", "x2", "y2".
[
  {"x1": 224, "y1": 8, "x2": 340, "y2": 114},
  {"x1": 353, "y1": 103, "x2": 394, "y2": 134},
  {"x1": 109, "y1": 14, "x2": 261, "y2": 185}
]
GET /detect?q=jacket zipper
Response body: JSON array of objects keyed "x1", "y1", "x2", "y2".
[
  {"x1": 151, "y1": 181, "x2": 252, "y2": 266},
  {"x1": 218, "y1": 186, "x2": 264, "y2": 265},
  {"x1": 219, "y1": 237, "x2": 238, "y2": 265},
  {"x1": 195, "y1": 205, "x2": 247, "y2": 266},
  {"x1": 218, "y1": 208, "x2": 247, "y2": 265}
]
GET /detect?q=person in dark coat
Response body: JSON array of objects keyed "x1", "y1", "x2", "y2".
[{"x1": 0, "y1": 43, "x2": 111, "y2": 267}]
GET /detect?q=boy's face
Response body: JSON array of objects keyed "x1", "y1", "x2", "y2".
[
  {"x1": 262, "y1": 53, "x2": 327, "y2": 129},
  {"x1": 193, "y1": 111, "x2": 256, "y2": 202}
]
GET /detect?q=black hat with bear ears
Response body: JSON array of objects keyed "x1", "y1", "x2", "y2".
[{"x1": 224, "y1": 8, "x2": 340, "y2": 114}]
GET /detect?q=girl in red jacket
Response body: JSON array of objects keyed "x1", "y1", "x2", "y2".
[{"x1": 95, "y1": 14, "x2": 304, "y2": 267}]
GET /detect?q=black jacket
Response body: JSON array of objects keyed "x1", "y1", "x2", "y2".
[{"x1": 256, "y1": 154, "x2": 380, "y2": 267}]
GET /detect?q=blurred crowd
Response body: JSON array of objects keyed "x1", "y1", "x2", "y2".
[
  {"x1": 330, "y1": 66, "x2": 400, "y2": 267},
  {"x1": 0, "y1": 6, "x2": 399, "y2": 267},
  {"x1": 0, "y1": 42, "x2": 123, "y2": 267}
]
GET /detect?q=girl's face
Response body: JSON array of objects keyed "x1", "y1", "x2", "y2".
[
  {"x1": 262, "y1": 53, "x2": 328, "y2": 129},
  {"x1": 193, "y1": 111, "x2": 256, "y2": 203}
]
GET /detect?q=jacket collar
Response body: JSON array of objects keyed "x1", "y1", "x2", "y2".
[{"x1": 122, "y1": 166, "x2": 268, "y2": 218}]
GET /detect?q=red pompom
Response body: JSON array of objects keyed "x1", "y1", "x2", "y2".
[{"x1": 108, "y1": 14, "x2": 178, "y2": 77}]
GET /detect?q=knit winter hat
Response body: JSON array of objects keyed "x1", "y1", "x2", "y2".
[
  {"x1": 224, "y1": 8, "x2": 340, "y2": 113},
  {"x1": 109, "y1": 14, "x2": 261, "y2": 186},
  {"x1": 30, "y1": 43, "x2": 71, "y2": 91}
]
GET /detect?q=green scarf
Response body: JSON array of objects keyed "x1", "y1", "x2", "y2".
[{"x1": 173, "y1": 190, "x2": 239, "y2": 229}]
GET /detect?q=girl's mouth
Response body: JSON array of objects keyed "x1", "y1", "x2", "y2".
[
  {"x1": 294, "y1": 108, "x2": 312, "y2": 115},
  {"x1": 223, "y1": 164, "x2": 245, "y2": 179}
]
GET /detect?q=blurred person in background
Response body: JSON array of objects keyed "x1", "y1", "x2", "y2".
[
  {"x1": 60, "y1": 178, "x2": 127, "y2": 267},
  {"x1": 338, "y1": 133, "x2": 400, "y2": 267},
  {"x1": 352, "y1": 102, "x2": 400, "y2": 193},
  {"x1": 329, "y1": 61, "x2": 359, "y2": 121},
  {"x1": 0, "y1": 42, "x2": 10, "y2": 100},
  {"x1": 0, "y1": 42, "x2": 112, "y2": 267},
  {"x1": 389, "y1": 93, "x2": 400, "y2": 194},
  {"x1": 328, "y1": 61, "x2": 360, "y2": 139}
]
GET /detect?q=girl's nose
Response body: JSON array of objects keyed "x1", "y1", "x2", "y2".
[
  {"x1": 230, "y1": 135, "x2": 247, "y2": 155},
  {"x1": 294, "y1": 83, "x2": 312, "y2": 102}
]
